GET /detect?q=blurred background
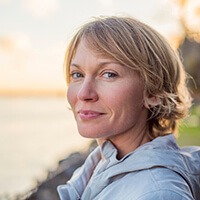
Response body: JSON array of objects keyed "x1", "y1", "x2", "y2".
[{"x1": 0, "y1": 0, "x2": 200, "y2": 199}]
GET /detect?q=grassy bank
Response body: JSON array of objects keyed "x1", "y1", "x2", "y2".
[{"x1": 177, "y1": 104, "x2": 200, "y2": 146}]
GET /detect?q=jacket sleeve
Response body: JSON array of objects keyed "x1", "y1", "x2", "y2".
[{"x1": 135, "y1": 190, "x2": 195, "y2": 200}]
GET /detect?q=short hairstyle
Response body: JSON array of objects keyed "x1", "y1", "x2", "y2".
[{"x1": 64, "y1": 16, "x2": 192, "y2": 139}]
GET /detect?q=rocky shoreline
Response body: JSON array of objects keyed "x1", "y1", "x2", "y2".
[{"x1": 15, "y1": 141, "x2": 97, "y2": 200}]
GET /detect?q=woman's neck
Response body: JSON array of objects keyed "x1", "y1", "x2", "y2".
[{"x1": 97, "y1": 127, "x2": 151, "y2": 160}]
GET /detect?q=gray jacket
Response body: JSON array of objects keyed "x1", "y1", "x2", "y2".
[{"x1": 57, "y1": 134, "x2": 200, "y2": 199}]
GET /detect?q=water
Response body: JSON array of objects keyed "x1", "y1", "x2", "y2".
[{"x1": 0, "y1": 96, "x2": 89, "y2": 197}]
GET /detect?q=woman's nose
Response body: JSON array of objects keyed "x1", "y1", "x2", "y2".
[{"x1": 77, "y1": 79, "x2": 99, "y2": 102}]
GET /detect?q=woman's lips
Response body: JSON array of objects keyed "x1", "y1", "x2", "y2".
[{"x1": 78, "y1": 110, "x2": 105, "y2": 120}]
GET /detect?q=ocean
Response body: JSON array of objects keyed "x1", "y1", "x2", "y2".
[{"x1": 0, "y1": 96, "x2": 89, "y2": 197}]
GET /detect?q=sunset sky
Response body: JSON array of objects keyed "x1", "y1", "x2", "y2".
[{"x1": 0, "y1": 0, "x2": 186, "y2": 93}]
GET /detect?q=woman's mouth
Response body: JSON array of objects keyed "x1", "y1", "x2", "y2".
[{"x1": 78, "y1": 110, "x2": 105, "y2": 120}]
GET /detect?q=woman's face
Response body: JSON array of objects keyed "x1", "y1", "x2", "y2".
[{"x1": 67, "y1": 40, "x2": 149, "y2": 142}]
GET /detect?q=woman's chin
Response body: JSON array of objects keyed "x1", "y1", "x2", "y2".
[
  {"x1": 79, "y1": 132, "x2": 98, "y2": 139},
  {"x1": 78, "y1": 129, "x2": 105, "y2": 140}
]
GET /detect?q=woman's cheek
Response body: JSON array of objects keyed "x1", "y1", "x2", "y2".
[{"x1": 67, "y1": 86, "x2": 76, "y2": 108}]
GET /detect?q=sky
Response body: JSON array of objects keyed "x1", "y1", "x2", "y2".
[{"x1": 0, "y1": 0, "x2": 184, "y2": 93}]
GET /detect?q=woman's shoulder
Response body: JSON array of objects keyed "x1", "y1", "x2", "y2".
[
  {"x1": 89, "y1": 166, "x2": 194, "y2": 200},
  {"x1": 133, "y1": 190, "x2": 193, "y2": 200},
  {"x1": 107, "y1": 167, "x2": 194, "y2": 200}
]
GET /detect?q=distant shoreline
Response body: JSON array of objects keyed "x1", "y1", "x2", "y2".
[{"x1": 0, "y1": 89, "x2": 67, "y2": 97}]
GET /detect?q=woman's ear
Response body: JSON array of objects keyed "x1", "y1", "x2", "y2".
[{"x1": 144, "y1": 95, "x2": 161, "y2": 109}]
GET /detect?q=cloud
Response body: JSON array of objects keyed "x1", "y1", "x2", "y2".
[
  {"x1": 0, "y1": 37, "x2": 15, "y2": 52},
  {"x1": 0, "y1": 33, "x2": 31, "y2": 53},
  {"x1": 21, "y1": 0, "x2": 59, "y2": 18},
  {"x1": 0, "y1": 33, "x2": 31, "y2": 76},
  {"x1": 0, "y1": 33, "x2": 65, "y2": 91},
  {"x1": 0, "y1": 0, "x2": 11, "y2": 5}
]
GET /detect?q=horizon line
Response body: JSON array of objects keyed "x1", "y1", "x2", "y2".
[{"x1": 0, "y1": 88, "x2": 67, "y2": 97}]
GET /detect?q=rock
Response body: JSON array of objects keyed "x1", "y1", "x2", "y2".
[{"x1": 18, "y1": 141, "x2": 97, "y2": 200}]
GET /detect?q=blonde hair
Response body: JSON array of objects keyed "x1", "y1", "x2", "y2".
[{"x1": 64, "y1": 16, "x2": 192, "y2": 139}]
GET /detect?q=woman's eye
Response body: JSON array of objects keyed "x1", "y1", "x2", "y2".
[
  {"x1": 70, "y1": 72, "x2": 83, "y2": 79},
  {"x1": 103, "y1": 72, "x2": 118, "y2": 79}
]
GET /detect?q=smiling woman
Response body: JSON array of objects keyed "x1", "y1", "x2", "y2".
[{"x1": 57, "y1": 16, "x2": 200, "y2": 200}]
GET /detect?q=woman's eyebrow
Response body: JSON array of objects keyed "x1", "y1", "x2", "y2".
[
  {"x1": 70, "y1": 60, "x2": 122, "y2": 69},
  {"x1": 98, "y1": 61, "x2": 120, "y2": 67},
  {"x1": 70, "y1": 63, "x2": 80, "y2": 68}
]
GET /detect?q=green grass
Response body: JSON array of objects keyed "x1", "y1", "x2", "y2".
[
  {"x1": 177, "y1": 104, "x2": 200, "y2": 147},
  {"x1": 178, "y1": 127, "x2": 200, "y2": 146}
]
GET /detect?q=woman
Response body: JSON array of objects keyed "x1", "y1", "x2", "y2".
[{"x1": 58, "y1": 16, "x2": 200, "y2": 199}]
